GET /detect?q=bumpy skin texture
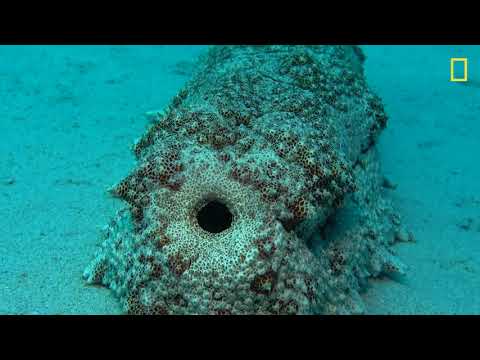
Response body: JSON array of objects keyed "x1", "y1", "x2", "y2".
[{"x1": 84, "y1": 45, "x2": 408, "y2": 314}]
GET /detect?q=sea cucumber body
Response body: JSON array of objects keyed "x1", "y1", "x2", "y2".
[{"x1": 84, "y1": 46, "x2": 404, "y2": 314}]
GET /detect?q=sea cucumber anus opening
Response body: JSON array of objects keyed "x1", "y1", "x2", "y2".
[{"x1": 196, "y1": 199, "x2": 233, "y2": 234}]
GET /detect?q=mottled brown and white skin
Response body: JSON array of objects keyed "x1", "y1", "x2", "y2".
[{"x1": 84, "y1": 45, "x2": 409, "y2": 315}]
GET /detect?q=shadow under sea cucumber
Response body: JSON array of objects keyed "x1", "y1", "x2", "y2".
[{"x1": 84, "y1": 45, "x2": 408, "y2": 315}]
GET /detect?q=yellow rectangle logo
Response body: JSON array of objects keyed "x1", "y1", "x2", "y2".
[{"x1": 450, "y1": 58, "x2": 468, "y2": 82}]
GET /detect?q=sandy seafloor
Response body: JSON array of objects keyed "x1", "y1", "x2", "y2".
[{"x1": 0, "y1": 45, "x2": 479, "y2": 314}]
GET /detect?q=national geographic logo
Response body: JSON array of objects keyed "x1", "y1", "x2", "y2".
[{"x1": 450, "y1": 58, "x2": 468, "y2": 82}]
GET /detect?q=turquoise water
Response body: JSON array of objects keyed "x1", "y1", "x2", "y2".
[{"x1": 0, "y1": 45, "x2": 479, "y2": 314}]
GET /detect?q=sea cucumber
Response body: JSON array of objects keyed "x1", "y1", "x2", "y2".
[{"x1": 84, "y1": 45, "x2": 406, "y2": 314}]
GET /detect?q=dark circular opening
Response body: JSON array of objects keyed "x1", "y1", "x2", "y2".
[{"x1": 196, "y1": 200, "x2": 233, "y2": 234}]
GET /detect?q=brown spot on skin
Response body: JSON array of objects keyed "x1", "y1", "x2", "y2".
[
  {"x1": 90, "y1": 262, "x2": 107, "y2": 284},
  {"x1": 168, "y1": 253, "x2": 192, "y2": 277},
  {"x1": 250, "y1": 270, "x2": 277, "y2": 295},
  {"x1": 304, "y1": 277, "x2": 316, "y2": 301},
  {"x1": 155, "y1": 233, "x2": 171, "y2": 250},
  {"x1": 218, "y1": 152, "x2": 230, "y2": 163},
  {"x1": 172, "y1": 294, "x2": 187, "y2": 307},
  {"x1": 256, "y1": 237, "x2": 276, "y2": 259},
  {"x1": 281, "y1": 217, "x2": 300, "y2": 232},
  {"x1": 150, "y1": 262, "x2": 163, "y2": 278},
  {"x1": 141, "y1": 161, "x2": 155, "y2": 178},
  {"x1": 126, "y1": 291, "x2": 144, "y2": 315},
  {"x1": 113, "y1": 179, "x2": 130, "y2": 199},
  {"x1": 150, "y1": 303, "x2": 169, "y2": 315},
  {"x1": 286, "y1": 196, "x2": 309, "y2": 227},
  {"x1": 214, "y1": 309, "x2": 232, "y2": 315},
  {"x1": 166, "y1": 180, "x2": 183, "y2": 191},
  {"x1": 131, "y1": 205, "x2": 143, "y2": 222},
  {"x1": 279, "y1": 300, "x2": 299, "y2": 315},
  {"x1": 329, "y1": 247, "x2": 346, "y2": 275}
]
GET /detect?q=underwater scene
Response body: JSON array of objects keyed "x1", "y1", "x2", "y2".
[{"x1": 0, "y1": 45, "x2": 479, "y2": 315}]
